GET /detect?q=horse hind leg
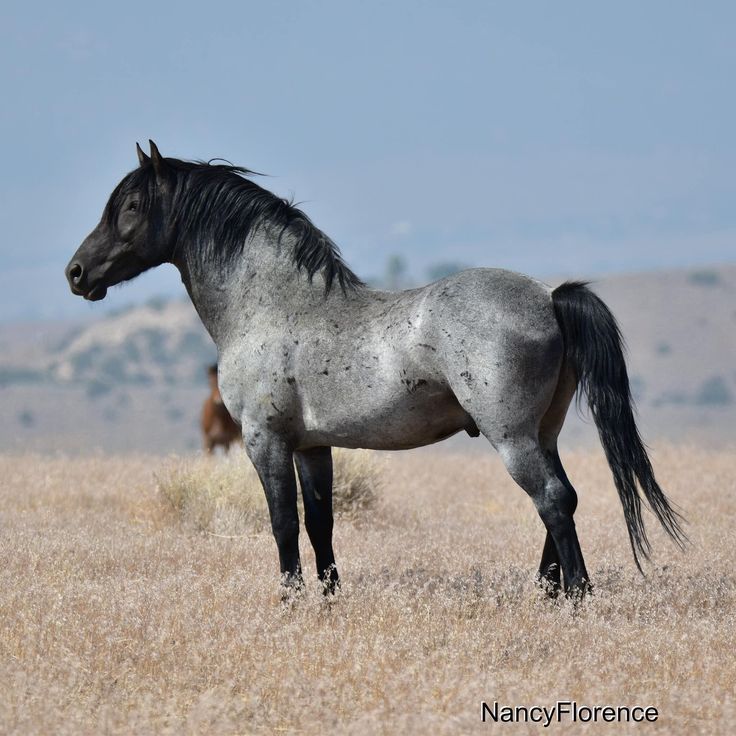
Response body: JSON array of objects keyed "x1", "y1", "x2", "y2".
[
  {"x1": 535, "y1": 448, "x2": 582, "y2": 597},
  {"x1": 536, "y1": 365, "x2": 579, "y2": 596},
  {"x1": 538, "y1": 529, "x2": 561, "y2": 597},
  {"x1": 497, "y1": 435, "x2": 590, "y2": 599},
  {"x1": 451, "y1": 336, "x2": 588, "y2": 597}
]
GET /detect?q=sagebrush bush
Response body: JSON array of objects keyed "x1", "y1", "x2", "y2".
[
  {"x1": 330, "y1": 447, "x2": 382, "y2": 521},
  {"x1": 156, "y1": 448, "x2": 382, "y2": 534}
]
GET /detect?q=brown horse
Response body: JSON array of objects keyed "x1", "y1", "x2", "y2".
[{"x1": 201, "y1": 364, "x2": 241, "y2": 454}]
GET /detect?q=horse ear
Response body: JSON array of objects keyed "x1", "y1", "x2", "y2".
[
  {"x1": 149, "y1": 140, "x2": 166, "y2": 178},
  {"x1": 136, "y1": 142, "x2": 150, "y2": 166}
]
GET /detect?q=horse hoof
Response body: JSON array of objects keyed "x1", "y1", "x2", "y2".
[
  {"x1": 565, "y1": 579, "x2": 593, "y2": 604},
  {"x1": 278, "y1": 572, "x2": 305, "y2": 605},
  {"x1": 540, "y1": 581, "x2": 561, "y2": 599},
  {"x1": 536, "y1": 569, "x2": 561, "y2": 599},
  {"x1": 320, "y1": 565, "x2": 340, "y2": 596}
]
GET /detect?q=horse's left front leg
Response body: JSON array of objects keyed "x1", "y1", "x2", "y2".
[{"x1": 243, "y1": 428, "x2": 302, "y2": 591}]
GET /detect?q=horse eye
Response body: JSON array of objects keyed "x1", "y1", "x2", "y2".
[{"x1": 127, "y1": 201, "x2": 139, "y2": 212}]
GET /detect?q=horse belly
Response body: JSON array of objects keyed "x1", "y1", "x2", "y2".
[{"x1": 299, "y1": 382, "x2": 472, "y2": 451}]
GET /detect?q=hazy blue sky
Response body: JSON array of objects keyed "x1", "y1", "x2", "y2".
[{"x1": 2, "y1": 1, "x2": 734, "y2": 320}]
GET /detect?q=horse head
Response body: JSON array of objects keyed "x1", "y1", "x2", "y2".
[{"x1": 65, "y1": 141, "x2": 176, "y2": 301}]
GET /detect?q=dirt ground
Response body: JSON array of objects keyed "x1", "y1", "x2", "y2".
[{"x1": 0, "y1": 445, "x2": 734, "y2": 734}]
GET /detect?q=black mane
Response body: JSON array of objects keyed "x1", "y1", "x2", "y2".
[{"x1": 107, "y1": 158, "x2": 364, "y2": 294}]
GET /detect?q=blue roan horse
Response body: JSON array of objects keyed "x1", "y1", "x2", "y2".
[{"x1": 66, "y1": 142, "x2": 686, "y2": 598}]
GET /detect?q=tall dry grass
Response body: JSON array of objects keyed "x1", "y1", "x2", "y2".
[
  {"x1": 0, "y1": 445, "x2": 734, "y2": 734},
  {"x1": 156, "y1": 448, "x2": 381, "y2": 535}
]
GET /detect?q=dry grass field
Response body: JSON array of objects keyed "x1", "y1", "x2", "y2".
[{"x1": 1, "y1": 445, "x2": 734, "y2": 734}]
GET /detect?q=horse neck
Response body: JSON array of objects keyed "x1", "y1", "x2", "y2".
[{"x1": 174, "y1": 226, "x2": 316, "y2": 348}]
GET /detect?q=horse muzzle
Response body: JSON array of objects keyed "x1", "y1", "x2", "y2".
[{"x1": 65, "y1": 261, "x2": 108, "y2": 301}]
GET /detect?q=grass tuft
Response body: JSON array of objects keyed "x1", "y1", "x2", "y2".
[{"x1": 156, "y1": 448, "x2": 382, "y2": 534}]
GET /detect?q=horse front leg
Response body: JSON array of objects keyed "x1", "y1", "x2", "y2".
[
  {"x1": 243, "y1": 428, "x2": 303, "y2": 592},
  {"x1": 294, "y1": 446, "x2": 339, "y2": 594}
]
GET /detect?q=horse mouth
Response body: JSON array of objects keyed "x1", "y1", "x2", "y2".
[
  {"x1": 67, "y1": 279, "x2": 107, "y2": 301},
  {"x1": 84, "y1": 284, "x2": 108, "y2": 301}
]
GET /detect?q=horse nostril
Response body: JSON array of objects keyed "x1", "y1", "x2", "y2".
[{"x1": 68, "y1": 263, "x2": 84, "y2": 284}]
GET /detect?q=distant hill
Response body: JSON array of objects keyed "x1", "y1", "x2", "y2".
[
  {"x1": 0, "y1": 297, "x2": 215, "y2": 453},
  {"x1": 550, "y1": 264, "x2": 736, "y2": 449},
  {"x1": 1, "y1": 298, "x2": 214, "y2": 392},
  {"x1": 586, "y1": 265, "x2": 736, "y2": 411},
  {"x1": 1, "y1": 264, "x2": 734, "y2": 453}
]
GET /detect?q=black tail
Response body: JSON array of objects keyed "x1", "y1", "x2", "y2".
[{"x1": 552, "y1": 281, "x2": 687, "y2": 571}]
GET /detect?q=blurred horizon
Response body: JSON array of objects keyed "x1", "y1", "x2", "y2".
[{"x1": 2, "y1": 1, "x2": 735, "y2": 321}]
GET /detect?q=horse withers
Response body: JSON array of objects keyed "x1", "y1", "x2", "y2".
[
  {"x1": 65, "y1": 141, "x2": 686, "y2": 599},
  {"x1": 202, "y1": 364, "x2": 241, "y2": 454}
]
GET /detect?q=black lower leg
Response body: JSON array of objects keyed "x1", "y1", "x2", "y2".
[
  {"x1": 244, "y1": 429, "x2": 303, "y2": 590},
  {"x1": 273, "y1": 517, "x2": 302, "y2": 588},
  {"x1": 295, "y1": 446, "x2": 339, "y2": 593},
  {"x1": 538, "y1": 531, "x2": 561, "y2": 596},
  {"x1": 499, "y1": 438, "x2": 591, "y2": 600},
  {"x1": 546, "y1": 514, "x2": 590, "y2": 598},
  {"x1": 549, "y1": 453, "x2": 591, "y2": 598}
]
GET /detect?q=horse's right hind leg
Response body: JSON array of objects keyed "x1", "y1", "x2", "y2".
[
  {"x1": 535, "y1": 364, "x2": 581, "y2": 596},
  {"x1": 535, "y1": 448, "x2": 580, "y2": 596},
  {"x1": 497, "y1": 436, "x2": 590, "y2": 598}
]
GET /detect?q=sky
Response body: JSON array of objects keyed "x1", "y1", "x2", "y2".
[{"x1": 1, "y1": 1, "x2": 734, "y2": 321}]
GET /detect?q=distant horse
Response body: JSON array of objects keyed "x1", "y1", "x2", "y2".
[
  {"x1": 65, "y1": 141, "x2": 686, "y2": 598},
  {"x1": 202, "y1": 363, "x2": 241, "y2": 454}
]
